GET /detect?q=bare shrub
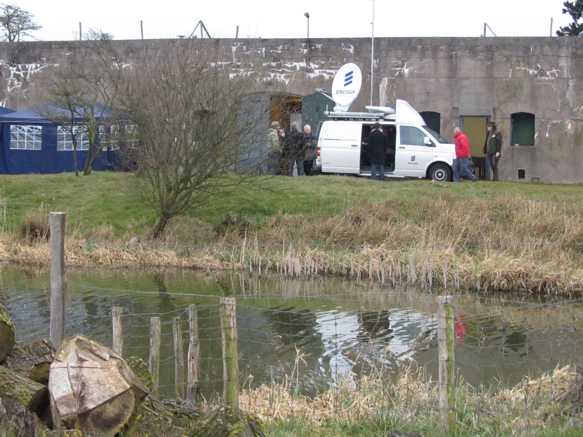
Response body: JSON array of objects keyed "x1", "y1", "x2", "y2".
[
  {"x1": 20, "y1": 208, "x2": 49, "y2": 243},
  {"x1": 214, "y1": 213, "x2": 254, "y2": 238},
  {"x1": 114, "y1": 41, "x2": 258, "y2": 238}
]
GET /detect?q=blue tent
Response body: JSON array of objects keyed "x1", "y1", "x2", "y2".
[{"x1": 0, "y1": 107, "x2": 117, "y2": 174}]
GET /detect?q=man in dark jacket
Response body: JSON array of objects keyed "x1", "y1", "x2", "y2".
[
  {"x1": 287, "y1": 127, "x2": 305, "y2": 176},
  {"x1": 281, "y1": 128, "x2": 299, "y2": 176},
  {"x1": 483, "y1": 122, "x2": 502, "y2": 181},
  {"x1": 367, "y1": 122, "x2": 387, "y2": 180},
  {"x1": 302, "y1": 124, "x2": 316, "y2": 176}
]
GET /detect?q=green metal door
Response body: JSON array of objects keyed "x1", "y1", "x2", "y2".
[{"x1": 461, "y1": 116, "x2": 488, "y2": 158}]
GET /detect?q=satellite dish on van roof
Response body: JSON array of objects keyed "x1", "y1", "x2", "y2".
[{"x1": 331, "y1": 63, "x2": 362, "y2": 112}]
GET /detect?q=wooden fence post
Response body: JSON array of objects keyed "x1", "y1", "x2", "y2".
[
  {"x1": 149, "y1": 317, "x2": 161, "y2": 397},
  {"x1": 49, "y1": 212, "x2": 66, "y2": 350},
  {"x1": 438, "y1": 295, "x2": 456, "y2": 432},
  {"x1": 112, "y1": 306, "x2": 123, "y2": 356},
  {"x1": 173, "y1": 316, "x2": 185, "y2": 399},
  {"x1": 220, "y1": 297, "x2": 239, "y2": 413},
  {"x1": 186, "y1": 304, "x2": 200, "y2": 406}
]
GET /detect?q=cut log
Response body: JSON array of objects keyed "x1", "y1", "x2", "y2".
[
  {"x1": 0, "y1": 304, "x2": 15, "y2": 363},
  {"x1": 5, "y1": 340, "x2": 54, "y2": 385},
  {"x1": 49, "y1": 336, "x2": 147, "y2": 436},
  {"x1": 0, "y1": 365, "x2": 51, "y2": 422},
  {"x1": 0, "y1": 397, "x2": 50, "y2": 437},
  {"x1": 77, "y1": 389, "x2": 136, "y2": 435}
]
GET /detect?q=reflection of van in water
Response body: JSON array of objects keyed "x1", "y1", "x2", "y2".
[{"x1": 315, "y1": 100, "x2": 456, "y2": 181}]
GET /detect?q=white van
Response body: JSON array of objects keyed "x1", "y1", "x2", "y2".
[{"x1": 315, "y1": 100, "x2": 455, "y2": 181}]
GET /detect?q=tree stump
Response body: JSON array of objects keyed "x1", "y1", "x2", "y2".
[
  {"x1": 49, "y1": 336, "x2": 147, "y2": 436},
  {"x1": 0, "y1": 304, "x2": 15, "y2": 363}
]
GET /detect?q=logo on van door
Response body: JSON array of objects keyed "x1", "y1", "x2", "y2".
[{"x1": 344, "y1": 71, "x2": 354, "y2": 87}]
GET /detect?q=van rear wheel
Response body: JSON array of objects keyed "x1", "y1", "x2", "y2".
[{"x1": 428, "y1": 163, "x2": 451, "y2": 182}]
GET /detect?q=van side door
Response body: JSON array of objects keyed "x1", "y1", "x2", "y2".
[
  {"x1": 319, "y1": 121, "x2": 362, "y2": 174},
  {"x1": 395, "y1": 125, "x2": 436, "y2": 176}
]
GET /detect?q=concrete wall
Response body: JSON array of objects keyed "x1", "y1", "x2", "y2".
[{"x1": 0, "y1": 37, "x2": 582, "y2": 182}]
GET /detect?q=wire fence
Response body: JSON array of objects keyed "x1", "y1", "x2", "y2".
[{"x1": 3, "y1": 280, "x2": 583, "y2": 411}]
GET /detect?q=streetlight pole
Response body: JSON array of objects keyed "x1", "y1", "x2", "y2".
[
  {"x1": 370, "y1": 0, "x2": 376, "y2": 106},
  {"x1": 305, "y1": 12, "x2": 311, "y2": 70}
]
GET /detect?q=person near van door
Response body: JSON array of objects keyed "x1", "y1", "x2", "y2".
[
  {"x1": 288, "y1": 127, "x2": 305, "y2": 176},
  {"x1": 281, "y1": 127, "x2": 298, "y2": 176},
  {"x1": 302, "y1": 124, "x2": 316, "y2": 176},
  {"x1": 367, "y1": 122, "x2": 387, "y2": 181},
  {"x1": 453, "y1": 127, "x2": 477, "y2": 182},
  {"x1": 483, "y1": 122, "x2": 502, "y2": 181},
  {"x1": 267, "y1": 121, "x2": 282, "y2": 175}
]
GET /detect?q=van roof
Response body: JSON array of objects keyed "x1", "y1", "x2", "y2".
[
  {"x1": 326, "y1": 112, "x2": 396, "y2": 122},
  {"x1": 324, "y1": 99, "x2": 424, "y2": 125}
]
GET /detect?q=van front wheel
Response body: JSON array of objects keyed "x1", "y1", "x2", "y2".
[{"x1": 428, "y1": 163, "x2": 451, "y2": 182}]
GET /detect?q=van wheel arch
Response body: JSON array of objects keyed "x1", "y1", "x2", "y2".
[{"x1": 427, "y1": 162, "x2": 452, "y2": 182}]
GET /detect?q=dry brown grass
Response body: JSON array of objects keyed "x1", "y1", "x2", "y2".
[
  {"x1": 240, "y1": 365, "x2": 578, "y2": 435},
  {"x1": 222, "y1": 196, "x2": 583, "y2": 295},
  {"x1": 0, "y1": 235, "x2": 231, "y2": 271},
  {"x1": 2, "y1": 196, "x2": 583, "y2": 295}
]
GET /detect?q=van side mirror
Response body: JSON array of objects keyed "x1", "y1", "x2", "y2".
[{"x1": 423, "y1": 136, "x2": 433, "y2": 146}]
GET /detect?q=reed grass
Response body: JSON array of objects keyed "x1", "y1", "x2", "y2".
[
  {"x1": 240, "y1": 364, "x2": 581, "y2": 436},
  {"x1": 1, "y1": 174, "x2": 583, "y2": 295}
]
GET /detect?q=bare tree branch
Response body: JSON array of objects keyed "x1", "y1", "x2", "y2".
[
  {"x1": 0, "y1": 4, "x2": 41, "y2": 42},
  {"x1": 113, "y1": 42, "x2": 261, "y2": 238}
]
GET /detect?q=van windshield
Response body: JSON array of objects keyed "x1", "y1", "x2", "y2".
[{"x1": 423, "y1": 126, "x2": 451, "y2": 144}]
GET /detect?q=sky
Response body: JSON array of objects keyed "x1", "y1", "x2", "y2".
[{"x1": 13, "y1": 0, "x2": 574, "y2": 41}]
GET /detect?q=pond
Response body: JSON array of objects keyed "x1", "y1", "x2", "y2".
[{"x1": 2, "y1": 266, "x2": 583, "y2": 399}]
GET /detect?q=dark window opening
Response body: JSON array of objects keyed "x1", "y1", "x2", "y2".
[
  {"x1": 518, "y1": 169, "x2": 526, "y2": 180},
  {"x1": 420, "y1": 111, "x2": 441, "y2": 134},
  {"x1": 361, "y1": 124, "x2": 397, "y2": 172},
  {"x1": 511, "y1": 112, "x2": 535, "y2": 146}
]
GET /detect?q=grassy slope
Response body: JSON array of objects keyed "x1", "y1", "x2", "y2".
[
  {"x1": 2, "y1": 173, "x2": 583, "y2": 295},
  {"x1": 0, "y1": 172, "x2": 148, "y2": 234},
  {"x1": 1, "y1": 171, "x2": 582, "y2": 234}
]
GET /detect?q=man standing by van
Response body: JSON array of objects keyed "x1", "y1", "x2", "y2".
[
  {"x1": 288, "y1": 127, "x2": 305, "y2": 176},
  {"x1": 453, "y1": 127, "x2": 477, "y2": 182},
  {"x1": 367, "y1": 122, "x2": 387, "y2": 181},
  {"x1": 484, "y1": 122, "x2": 502, "y2": 181},
  {"x1": 302, "y1": 124, "x2": 316, "y2": 176}
]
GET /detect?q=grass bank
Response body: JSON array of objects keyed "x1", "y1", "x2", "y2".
[
  {"x1": 241, "y1": 365, "x2": 583, "y2": 437},
  {"x1": 1, "y1": 173, "x2": 583, "y2": 295}
]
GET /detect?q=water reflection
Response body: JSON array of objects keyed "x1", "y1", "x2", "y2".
[{"x1": 2, "y1": 267, "x2": 583, "y2": 399}]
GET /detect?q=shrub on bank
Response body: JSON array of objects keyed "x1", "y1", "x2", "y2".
[{"x1": 19, "y1": 207, "x2": 49, "y2": 243}]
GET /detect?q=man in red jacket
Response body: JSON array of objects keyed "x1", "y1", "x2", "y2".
[{"x1": 453, "y1": 127, "x2": 477, "y2": 182}]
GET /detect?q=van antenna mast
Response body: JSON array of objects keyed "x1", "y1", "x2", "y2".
[{"x1": 370, "y1": 0, "x2": 376, "y2": 106}]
